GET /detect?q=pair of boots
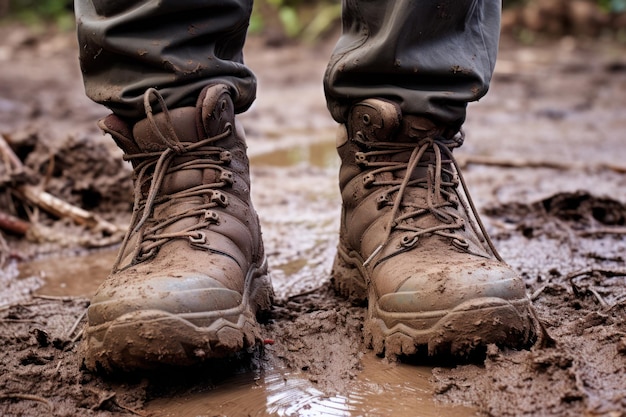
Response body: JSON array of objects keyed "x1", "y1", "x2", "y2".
[{"x1": 82, "y1": 85, "x2": 535, "y2": 372}]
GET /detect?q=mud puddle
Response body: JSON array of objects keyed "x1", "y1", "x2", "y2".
[
  {"x1": 249, "y1": 136, "x2": 339, "y2": 169},
  {"x1": 19, "y1": 249, "x2": 117, "y2": 297},
  {"x1": 146, "y1": 353, "x2": 474, "y2": 417}
]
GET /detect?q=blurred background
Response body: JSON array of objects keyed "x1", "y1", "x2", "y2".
[{"x1": 0, "y1": 0, "x2": 625, "y2": 40}]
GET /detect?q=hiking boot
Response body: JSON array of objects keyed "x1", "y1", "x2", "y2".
[
  {"x1": 331, "y1": 98, "x2": 536, "y2": 357},
  {"x1": 81, "y1": 85, "x2": 273, "y2": 372}
]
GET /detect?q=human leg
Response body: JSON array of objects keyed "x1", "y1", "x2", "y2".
[
  {"x1": 75, "y1": 0, "x2": 257, "y2": 119},
  {"x1": 324, "y1": 0, "x2": 500, "y2": 128},
  {"x1": 325, "y1": 0, "x2": 536, "y2": 357},
  {"x1": 75, "y1": 0, "x2": 273, "y2": 371}
]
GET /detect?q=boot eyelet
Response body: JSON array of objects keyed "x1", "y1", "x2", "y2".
[
  {"x1": 220, "y1": 151, "x2": 232, "y2": 164},
  {"x1": 401, "y1": 235, "x2": 419, "y2": 248},
  {"x1": 203, "y1": 210, "x2": 220, "y2": 223},
  {"x1": 210, "y1": 191, "x2": 228, "y2": 207},
  {"x1": 362, "y1": 114, "x2": 371, "y2": 125},
  {"x1": 220, "y1": 170, "x2": 234, "y2": 185},
  {"x1": 452, "y1": 238, "x2": 469, "y2": 250},
  {"x1": 363, "y1": 173, "x2": 375, "y2": 188},
  {"x1": 355, "y1": 152, "x2": 368, "y2": 166},
  {"x1": 189, "y1": 231, "x2": 208, "y2": 244},
  {"x1": 220, "y1": 100, "x2": 227, "y2": 111},
  {"x1": 137, "y1": 247, "x2": 157, "y2": 262},
  {"x1": 376, "y1": 193, "x2": 390, "y2": 209}
]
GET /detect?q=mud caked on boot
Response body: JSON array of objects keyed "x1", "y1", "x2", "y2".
[
  {"x1": 81, "y1": 85, "x2": 273, "y2": 372},
  {"x1": 332, "y1": 98, "x2": 536, "y2": 357}
]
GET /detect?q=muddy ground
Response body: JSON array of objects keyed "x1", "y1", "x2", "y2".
[{"x1": 0, "y1": 24, "x2": 625, "y2": 417}]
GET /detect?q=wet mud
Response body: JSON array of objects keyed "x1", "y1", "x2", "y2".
[{"x1": 1, "y1": 26, "x2": 626, "y2": 416}]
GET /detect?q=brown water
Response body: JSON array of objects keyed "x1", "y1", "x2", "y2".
[
  {"x1": 20, "y1": 249, "x2": 117, "y2": 297},
  {"x1": 250, "y1": 139, "x2": 339, "y2": 168},
  {"x1": 146, "y1": 353, "x2": 475, "y2": 417}
]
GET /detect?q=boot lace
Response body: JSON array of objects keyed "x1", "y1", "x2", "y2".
[
  {"x1": 113, "y1": 88, "x2": 234, "y2": 271},
  {"x1": 358, "y1": 133, "x2": 503, "y2": 267}
]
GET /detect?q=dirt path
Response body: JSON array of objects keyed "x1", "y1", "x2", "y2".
[{"x1": 1, "y1": 25, "x2": 625, "y2": 416}]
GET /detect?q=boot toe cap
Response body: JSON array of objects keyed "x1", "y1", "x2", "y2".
[
  {"x1": 88, "y1": 273, "x2": 244, "y2": 327},
  {"x1": 377, "y1": 262, "x2": 528, "y2": 314}
]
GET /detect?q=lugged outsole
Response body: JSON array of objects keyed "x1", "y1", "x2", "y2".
[
  {"x1": 81, "y1": 260, "x2": 274, "y2": 372},
  {"x1": 366, "y1": 295, "x2": 535, "y2": 358},
  {"x1": 331, "y1": 246, "x2": 537, "y2": 358}
]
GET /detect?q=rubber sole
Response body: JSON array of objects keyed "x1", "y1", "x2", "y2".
[
  {"x1": 331, "y1": 245, "x2": 536, "y2": 358},
  {"x1": 81, "y1": 259, "x2": 274, "y2": 372}
]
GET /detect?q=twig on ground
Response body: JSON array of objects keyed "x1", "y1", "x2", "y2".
[
  {"x1": 0, "y1": 210, "x2": 30, "y2": 235},
  {"x1": 587, "y1": 288, "x2": 609, "y2": 308},
  {"x1": 17, "y1": 185, "x2": 120, "y2": 235},
  {"x1": 531, "y1": 285, "x2": 547, "y2": 301},
  {"x1": 33, "y1": 294, "x2": 84, "y2": 302},
  {"x1": 567, "y1": 268, "x2": 626, "y2": 281},
  {"x1": 579, "y1": 227, "x2": 626, "y2": 237},
  {"x1": 457, "y1": 155, "x2": 575, "y2": 170},
  {"x1": 0, "y1": 133, "x2": 121, "y2": 236},
  {"x1": 286, "y1": 284, "x2": 326, "y2": 301},
  {"x1": 65, "y1": 309, "x2": 87, "y2": 340},
  {"x1": 71, "y1": 328, "x2": 83, "y2": 344},
  {"x1": 87, "y1": 387, "x2": 146, "y2": 416},
  {"x1": 457, "y1": 154, "x2": 626, "y2": 174},
  {"x1": 111, "y1": 398, "x2": 147, "y2": 416},
  {"x1": 530, "y1": 283, "x2": 567, "y2": 301},
  {"x1": 529, "y1": 304, "x2": 556, "y2": 348},
  {"x1": 0, "y1": 393, "x2": 53, "y2": 412},
  {"x1": 567, "y1": 268, "x2": 626, "y2": 308},
  {"x1": 606, "y1": 297, "x2": 626, "y2": 313}
]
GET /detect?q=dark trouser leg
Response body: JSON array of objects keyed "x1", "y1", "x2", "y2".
[
  {"x1": 324, "y1": 0, "x2": 501, "y2": 129},
  {"x1": 328, "y1": 1, "x2": 536, "y2": 358},
  {"x1": 75, "y1": 1, "x2": 274, "y2": 372},
  {"x1": 74, "y1": 0, "x2": 256, "y2": 120}
]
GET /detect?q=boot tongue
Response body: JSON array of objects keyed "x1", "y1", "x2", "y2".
[{"x1": 132, "y1": 107, "x2": 200, "y2": 152}]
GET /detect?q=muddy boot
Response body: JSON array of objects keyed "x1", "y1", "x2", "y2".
[
  {"x1": 332, "y1": 98, "x2": 536, "y2": 357},
  {"x1": 81, "y1": 84, "x2": 273, "y2": 372}
]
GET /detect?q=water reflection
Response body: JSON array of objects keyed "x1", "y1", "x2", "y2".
[
  {"x1": 265, "y1": 372, "x2": 351, "y2": 416},
  {"x1": 146, "y1": 353, "x2": 476, "y2": 417}
]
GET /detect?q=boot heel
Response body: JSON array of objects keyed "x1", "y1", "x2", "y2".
[{"x1": 331, "y1": 245, "x2": 368, "y2": 303}]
